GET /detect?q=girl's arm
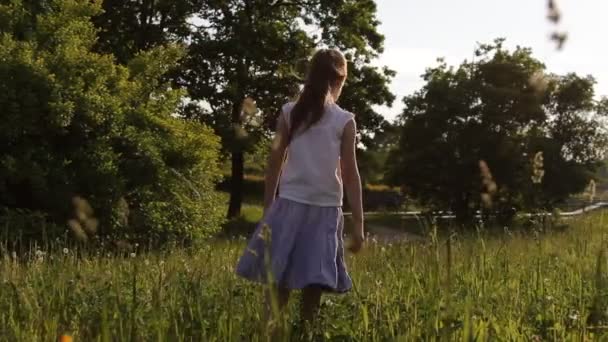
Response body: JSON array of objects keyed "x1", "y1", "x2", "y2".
[
  {"x1": 263, "y1": 113, "x2": 289, "y2": 215},
  {"x1": 340, "y1": 119, "x2": 365, "y2": 252}
]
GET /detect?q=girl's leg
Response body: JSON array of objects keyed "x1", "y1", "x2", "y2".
[{"x1": 301, "y1": 285, "x2": 323, "y2": 324}]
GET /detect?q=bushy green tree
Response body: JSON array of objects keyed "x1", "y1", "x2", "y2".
[
  {"x1": 388, "y1": 39, "x2": 607, "y2": 223},
  {"x1": 0, "y1": 0, "x2": 224, "y2": 243},
  {"x1": 357, "y1": 121, "x2": 399, "y2": 186}
]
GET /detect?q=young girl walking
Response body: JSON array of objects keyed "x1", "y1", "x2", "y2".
[{"x1": 235, "y1": 48, "x2": 365, "y2": 330}]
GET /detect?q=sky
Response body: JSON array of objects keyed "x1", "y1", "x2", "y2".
[{"x1": 373, "y1": 0, "x2": 608, "y2": 120}]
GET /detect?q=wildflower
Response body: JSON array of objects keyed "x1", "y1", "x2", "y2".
[
  {"x1": 63, "y1": 248, "x2": 69, "y2": 255},
  {"x1": 144, "y1": 259, "x2": 150, "y2": 266},
  {"x1": 11, "y1": 251, "x2": 16, "y2": 260},
  {"x1": 59, "y1": 335, "x2": 73, "y2": 342},
  {"x1": 35, "y1": 250, "x2": 44, "y2": 258},
  {"x1": 380, "y1": 247, "x2": 386, "y2": 253},
  {"x1": 159, "y1": 260, "x2": 165, "y2": 266},
  {"x1": 130, "y1": 252, "x2": 136, "y2": 258},
  {"x1": 569, "y1": 311, "x2": 579, "y2": 321}
]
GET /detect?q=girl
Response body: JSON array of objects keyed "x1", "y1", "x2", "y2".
[{"x1": 235, "y1": 48, "x2": 365, "y2": 328}]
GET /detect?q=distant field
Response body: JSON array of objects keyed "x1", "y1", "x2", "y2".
[{"x1": 3, "y1": 211, "x2": 608, "y2": 340}]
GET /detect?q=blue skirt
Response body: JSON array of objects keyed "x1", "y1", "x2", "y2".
[{"x1": 235, "y1": 198, "x2": 352, "y2": 293}]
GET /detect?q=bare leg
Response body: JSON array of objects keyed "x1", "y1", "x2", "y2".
[{"x1": 301, "y1": 286, "x2": 323, "y2": 326}]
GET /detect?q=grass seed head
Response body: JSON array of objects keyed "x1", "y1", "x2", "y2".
[
  {"x1": 479, "y1": 160, "x2": 497, "y2": 208},
  {"x1": 531, "y1": 152, "x2": 545, "y2": 184}
]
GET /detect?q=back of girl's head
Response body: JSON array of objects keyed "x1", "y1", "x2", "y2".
[{"x1": 288, "y1": 49, "x2": 347, "y2": 142}]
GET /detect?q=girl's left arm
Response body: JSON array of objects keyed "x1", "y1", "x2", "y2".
[{"x1": 263, "y1": 112, "x2": 289, "y2": 215}]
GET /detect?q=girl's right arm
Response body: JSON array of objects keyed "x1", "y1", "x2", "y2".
[
  {"x1": 263, "y1": 112, "x2": 289, "y2": 216},
  {"x1": 341, "y1": 119, "x2": 365, "y2": 253}
]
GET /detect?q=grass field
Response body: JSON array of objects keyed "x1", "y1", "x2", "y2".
[{"x1": 3, "y1": 211, "x2": 608, "y2": 340}]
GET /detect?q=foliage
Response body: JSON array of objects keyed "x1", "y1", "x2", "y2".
[
  {"x1": 0, "y1": 0, "x2": 224, "y2": 244},
  {"x1": 92, "y1": 0, "x2": 199, "y2": 64},
  {"x1": 3, "y1": 212, "x2": 608, "y2": 339},
  {"x1": 358, "y1": 121, "x2": 399, "y2": 185},
  {"x1": 387, "y1": 39, "x2": 607, "y2": 222}
]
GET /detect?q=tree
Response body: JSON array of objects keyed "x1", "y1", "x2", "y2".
[
  {"x1": 0, "y1": 0, "x2": 224, "y2": 243},
  {"x1": 387, "y1": 39, "x2": 607, "y2": 223},
  {"x1": 92, "y1": 0, "x2": 199, "y2": 64},
  {"x1": 358, "y1": 121, "x2": 399, "y2": 185},
  {"x1": 179, "y1": 0, "x2": 394, "y2": 218}
]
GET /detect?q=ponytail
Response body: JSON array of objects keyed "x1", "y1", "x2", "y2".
[{"x1": 288, "y1": 49, "x2": 346, "y2": 143}]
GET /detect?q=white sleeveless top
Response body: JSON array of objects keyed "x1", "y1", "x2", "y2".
[{"x1": 278, "y1": 101, "x2": 355, "y2": 207}]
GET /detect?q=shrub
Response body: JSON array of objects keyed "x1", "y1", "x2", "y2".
[{"x1": 0, "y1": 0, "x2": 224, "y2": 245}]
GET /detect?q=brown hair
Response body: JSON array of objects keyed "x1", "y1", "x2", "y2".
[{"x1": 287, "y1": 49, "x2": 346, "y2": 142}]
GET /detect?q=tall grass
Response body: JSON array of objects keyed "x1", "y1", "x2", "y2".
[{"x1": 2, "y1": 212, "x2": 608, "y2": 340}]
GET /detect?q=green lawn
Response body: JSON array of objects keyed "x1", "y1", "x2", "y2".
[{"x1": 2, "y1": 211, "x2": 608, "y2": 340}]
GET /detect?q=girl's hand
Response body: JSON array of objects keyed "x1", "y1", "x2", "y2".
[{"x1": 348, "y1": 221, "x2": 365, "y2": 253}]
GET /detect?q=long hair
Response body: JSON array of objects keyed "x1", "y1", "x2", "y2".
[{"x1": 287, "y1": 49, "x2": 346, "y2": 143}]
